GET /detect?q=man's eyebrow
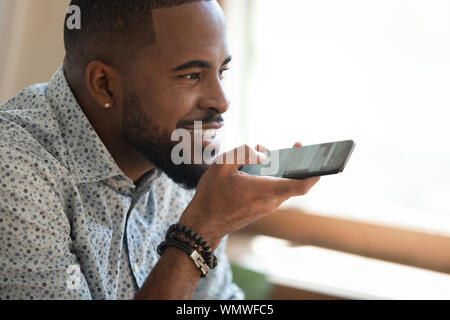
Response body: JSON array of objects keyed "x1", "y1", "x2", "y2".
[
  {"x1": 172, "y1": 56, "x2": 232, "y2": 72},
  {"x1": 173, "y1": 60, "x2": 212, "y2": 72}
]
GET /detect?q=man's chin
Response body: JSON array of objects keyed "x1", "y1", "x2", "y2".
[{"x1": 160, "y1": 163, "x2": 210, "y2": 190}]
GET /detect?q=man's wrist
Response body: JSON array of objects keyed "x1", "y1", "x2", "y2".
[
  {"x1": 135, "y1": 245, "x2": 202, "y2": 300},
  {"x1": 162, "y1": 246, "x2": 205, "y2": 279},
  {"x1": 179, "y1": 210, "x2": 223, "y2": 250}
]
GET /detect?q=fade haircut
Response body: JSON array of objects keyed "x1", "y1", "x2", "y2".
[{"x1": 64, "y1": 0, "x2": 212, "y2": 68}]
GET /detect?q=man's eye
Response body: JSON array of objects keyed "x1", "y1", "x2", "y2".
[
  {"x1": 181, "y1": 73, "x2": 201, "y2": 80},
  {"x1": 219, "y1": 67, "x2": 230, "y2": 80}
]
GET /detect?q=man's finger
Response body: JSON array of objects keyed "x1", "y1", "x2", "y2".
[
  {"x1": 293, "y1": 142, "x2": 303, "y2": 148},
  {"x1": 213, "y1": 145, "x2": 267, "y2": 171},
  {"x1": 284, "y1": 177, "x2": 320, "y2": 197},
  {"x1": 255, "y1": 144, "x2": 269, "y2": 152},
  {"x1": 261, "y1": 176, "x2": 321, "y2": 197}
]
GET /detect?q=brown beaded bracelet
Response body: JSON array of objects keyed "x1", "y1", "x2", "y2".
[{"x1": 164, "y1": 224, "x2": 218, "y2": 269}]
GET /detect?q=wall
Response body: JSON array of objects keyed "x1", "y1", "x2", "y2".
[{"x1": 0, "y1": 0, "x2": 69, "y2": 103}]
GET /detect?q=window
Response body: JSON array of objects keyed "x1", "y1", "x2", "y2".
[{"x1": 222, "y1": 0, "x2": 450, "y2": 235}]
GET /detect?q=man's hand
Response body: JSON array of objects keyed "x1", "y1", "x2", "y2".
[
  {"x1": 180, "y1": 142, "x2": 319, "y2": 249},
  {"x1": 136, "y1": 142, "x2": 315, "y2": 300}
]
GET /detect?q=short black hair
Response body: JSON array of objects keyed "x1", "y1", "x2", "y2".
[{"x1": 64, "y1": 0, "x2": 211, "y2": 68}]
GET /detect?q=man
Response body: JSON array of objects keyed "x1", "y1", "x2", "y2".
[{"x1": 0, "y1": 0, "x2": 319, "y2": 300}]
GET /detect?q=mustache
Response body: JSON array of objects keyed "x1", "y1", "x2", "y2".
[{"x1": 178, "y1": 113, "x2": 224, "y2": 128}]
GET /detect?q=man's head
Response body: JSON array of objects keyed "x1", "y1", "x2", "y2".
[{"x1": 64, "y1": 0, "x2": 231, "y2": 189}]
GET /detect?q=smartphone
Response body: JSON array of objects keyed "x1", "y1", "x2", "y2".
[{"x1": 239, "y1": 140, "x2": 355, "y2": 179}]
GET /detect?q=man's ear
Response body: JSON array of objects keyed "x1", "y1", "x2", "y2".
[{"x1": 85, "y1": 61, "x2": 121, "y2": 109}]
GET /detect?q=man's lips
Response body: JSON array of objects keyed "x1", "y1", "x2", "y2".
[
  {"x1": 182, "y1": 123, "x2": 223, "y2": 139},
  {"x1": 181, "y1": 122, "x2": 224, "y2": 130},
  {"x1": 181, "y1": 122, "x2": 224, "y2": 147}
]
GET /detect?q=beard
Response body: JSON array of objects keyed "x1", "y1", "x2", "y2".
[{"x1": 120, "y1": 89, "x2": 209, "y2": 190}]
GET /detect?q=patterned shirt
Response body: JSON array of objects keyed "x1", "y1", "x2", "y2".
[{"x1": 0, "y1": 66, "x2": 244, "y2": 300}]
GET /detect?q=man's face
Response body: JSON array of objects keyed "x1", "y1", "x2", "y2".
[{"x1": 119, "y1": 1, "x2": 231, "y2": 189}]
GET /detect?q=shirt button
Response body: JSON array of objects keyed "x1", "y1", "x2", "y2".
[{"x1": 133, "y1": 263, "x2": 139, "y2": 274}]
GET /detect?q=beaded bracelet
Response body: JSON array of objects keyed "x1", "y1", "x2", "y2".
[
  {"x1": 157, "y1": 224, "x2": 218, "y2": 278},
  {"x1": 165, "y1": 224, "x2": 218, "y2": 269}
]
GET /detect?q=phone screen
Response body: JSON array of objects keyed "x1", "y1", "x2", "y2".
[{"x1": 240, "y1": 140, "x2": 355, "y2": 179}]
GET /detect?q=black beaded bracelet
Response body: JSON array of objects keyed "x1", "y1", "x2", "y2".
[{"x1": 164, "y1": 224, "x2": 218, "y2": 269}]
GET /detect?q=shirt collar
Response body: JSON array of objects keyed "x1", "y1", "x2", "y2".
[{"x1": 46, "y1": 65, "x2": 162, "y2": 188}]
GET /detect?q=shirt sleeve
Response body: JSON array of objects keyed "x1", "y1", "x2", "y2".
[
  {"x1": 193, "y1": 235, "x2": 245, "y2": 300},
  {"x1": 0, "y1": 143, "x2": 92, "y2": 300}
]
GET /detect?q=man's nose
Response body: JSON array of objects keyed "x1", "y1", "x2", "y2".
[{"x1": 199, "y1": 78, "x2": 231, "y2": 115}]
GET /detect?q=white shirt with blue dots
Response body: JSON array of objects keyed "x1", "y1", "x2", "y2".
[{"x1": 0, "y1": 66, "x2": 244, "y2": 300}]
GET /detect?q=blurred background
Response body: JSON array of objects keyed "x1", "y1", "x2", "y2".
[{"x1": 1, "y1": 0, "x2": 450, "y2": 299}]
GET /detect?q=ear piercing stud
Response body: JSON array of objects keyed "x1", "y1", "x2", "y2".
[{"x1": 104, "y1": 102, "x2": 111, "y2": 109}]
